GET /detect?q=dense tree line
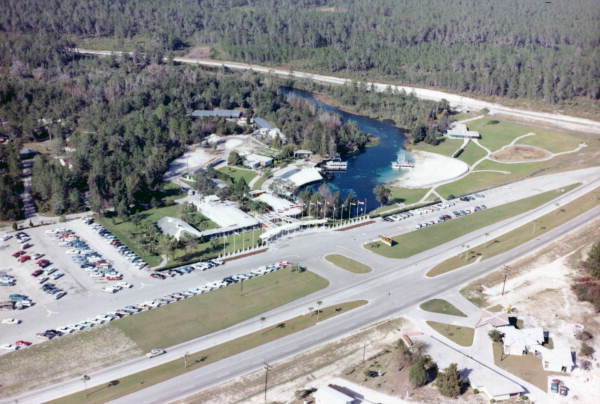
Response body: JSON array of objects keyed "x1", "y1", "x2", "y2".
[
  {"x1": 1, "y1": 0, "x2": 598, "y2": 103},
  {"x1": 0, "y1": 144, "x2": 23, "y2": 220}
]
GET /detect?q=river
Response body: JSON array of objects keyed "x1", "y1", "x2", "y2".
[{"x1": 284, "y1": 88, "x2": 411, "y2": 212}]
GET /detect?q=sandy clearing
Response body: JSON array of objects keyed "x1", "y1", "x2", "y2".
[
  {"x1": 491, "y1": 145, "x2": 551, "y2": 162},
  {"x1": 393, "y1": 150, "x2": 469, "y2": 189}
]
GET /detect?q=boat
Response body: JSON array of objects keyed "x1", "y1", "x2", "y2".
[
  {"x1": 391, "y1": 155, "x2": 415, "y2": 169},
  {"x1": 323, "y1": 154, "x2": 348, "y2": 171}
]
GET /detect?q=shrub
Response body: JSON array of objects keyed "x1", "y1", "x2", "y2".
[
  {"x1": 580, "y1": 342, "x2": 595, "y2": 356},
  {"x1": 436, "y1": 363, "x2": 463, "y2": 398},
  {"x1": 409, "y1": 362, "x2": 428, "y2": 387},
  {"x1": 488, "y1": 329, "x2": 504, "y2": 342},
  {"x1": 583, "y1": 241, "x2": 600, "y2": 278},
  {"x1": 576, "y1": 330, "x2": 593, "y2": 341}
]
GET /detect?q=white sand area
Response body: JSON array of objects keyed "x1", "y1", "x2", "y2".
[{"x1": 393, "y1": 150, "x2": 469, "y2": 188}]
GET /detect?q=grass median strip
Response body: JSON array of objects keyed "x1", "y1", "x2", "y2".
[
  {"x1": 427, "y1": 185, "x2": 600, "y2": 277},
  {"x1": 365, "y1": 184, "x2": 579, "y2": 259},
  {"x1": 427, "y1": 321, "x2": 474, "y2": 347},
  {"x1": 113, "y1": 267, "x2": 329, "y2": 351},
  {"x1": 325, "y1": 254, "x2": 372, "y2": 274},
  {"x1": 47, "y1": 300, "x2": 368, "y2": 404},
  {"x1": 420, "y1": 299, "x2": 467, "y2": 317}
]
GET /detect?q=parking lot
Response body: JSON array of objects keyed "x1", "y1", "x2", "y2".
[{"x1": 1, "y1": 217, "x2": 307, "y2": 353}]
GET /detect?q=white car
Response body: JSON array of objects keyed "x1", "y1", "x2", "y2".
[
  {"x1": 116, "y1": 281, "x2": 133, "y2": 289},
  {"x1": 1, "y1": 318, "x2": 21, "y2": 325},
  {"x1": 0, "y1": 344, "x2": 19, "y2": 351},
  {"x1": 146, "y1": 348, "x2": 166, "y2": 358}
]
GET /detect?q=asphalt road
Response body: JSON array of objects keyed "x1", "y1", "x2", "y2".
[
  {"x1": 5, "y1": 167, "x2": 599, "y2": 404},
  {"x1": 73, "y1": 48, "x2": 600, "y2": 134}
]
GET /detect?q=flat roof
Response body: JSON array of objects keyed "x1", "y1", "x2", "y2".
[
  {"x1": 256, "y1": 193, "x2": 302, "y2": 216},
  {"x1": 253, "y1": 117, "x2": 274, "y2": 129},
  {"x1": 192, "y1": 109, "x2": 241, "y2": 118},
  {"x1": 193, "y1": 198, "x2": 259, "y2": 228}
]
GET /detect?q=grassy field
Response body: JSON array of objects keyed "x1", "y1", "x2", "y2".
[
  {"x1": 252, "y1": 171, "x2": 271, "y2": 190},
  {"x1": 113, "y1": 267, "x2": 329, "y2": 351},
  {"x1": 165, "y1": 228, "x2": 264, "y2": 268},
  {"x1": 457, "y1": 141, "x2": 487, "y2": 165},
  {"x1": 493, "y1": 342, "x2": 558, "y2": 391},
  {"x1": 437, "y1": 159, "x2": 552, "y2": 198},
  {"x1": 420, "y1": 299, "x2": 467, "y2": 317},
  {"x1": 411, "y1": 138, "x2": 462, "y2": 156},
  {"x1": 325, "y1": 254, "x2": 372, "y2": 274},
  {"x1": 388, "y1": 187, "x2": 429, "y2": 205},
  {"x1": 366, "y1": 184, "x2": 578, "y2": 259},
  {"x1": 467, "y1": 118, "x2": 580, "y2": 153},
  {"x1": 48, "y1": 300, "x2": 367, "y2": 404},
  {"x1": 427, "y1": 185, "x2": 599, "y2": 276},
  {"x1": 219, "y1": 166, "x2": 257, "y2": 184},
  {"x1": 0, "y1": 327, "x2": 141, "y2": 400},
  {"x1": 98, "y1": 203, "x2": 182, "y2": 267},
  {"x1": 426, "y1": 321, "x2": 474, "y2": 346}
]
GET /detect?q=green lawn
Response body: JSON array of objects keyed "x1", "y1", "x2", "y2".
[
  {"x1": 48, "y1": 300, "x2": 367, "y2": 404},
  {"x1": 437, "y1": 159, "x2": 552, "y2": 198},
  {"x1": 457, "y1": 141, "x2": 487, "y2": 165},
  {"x1": 165, "y1": 229, "x2": 264, "y2": 268},
  {"x1": 388, "y1": 186, "x2": 429, "y2": 205},
  {"x1": 467, "y1": 118, "x2": 580, "y2": 153},
  {"x1": 428, "y1": 184, "x2": 598, "y2": 276},
  {"x1": 325, "y1": 254, "x2": 372, "y2": 274},
  {"x1": 113, "y1": 267, "x2": 329, "y2": 352},
  {"x1": 365, "y1": 184, "x2": 579, "y2": 259},
  {"x1": 420, "y1": 299, "x2": 467, "y2": 317},
  {"x1": 412, "y1": 138, "x2": 463, "y2": 156},
  {"x1": 493, "y1": 342, "x2": 558, "y2": 391},
  {"x1": 426, "y1": 321, "x2": 474, "y2": 346},
  {"x1": 219, "y1": 166, "x2": 257, "y2": 184},
  {"x1": 98, "y1": 204, "x2": 183, "y2": 267},
  {"x1": 252, "y1": 171, "x2": 271, "y2": 190}
]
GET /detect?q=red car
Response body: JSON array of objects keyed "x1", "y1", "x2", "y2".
[
  {"x1": 150, "y1": 273, "x2": 166, "y2": 280},
  {"x1": 105, "y1": 275, "x2": 122, "y2": 281},
  {"x1": 18, "y1": 255, "x2": 31, "y2": 263},
  {"x1": 31, "y1": 269, "x2": 44, "y2": 277},
  {"x1": 12, "y1": 250, "x2": 25, "y2": 258},
  {"x1": 37, "y1": 260, "x2": 51, "y2": 268},
  {"x1": 15, "y1": 340, "x2": 32, "y2": 347}
]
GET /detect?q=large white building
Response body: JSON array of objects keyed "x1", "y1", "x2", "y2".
[
  {"x1": 157, "y1": 217, "x2": 204, "y2": 241},
  {"x1": 255, "y1": 193, "x2": 302, "y2": 216},
  {"x1": 446, "y1": 123, "x2": 481, "y2": 139},
  {"x1": 187, "y1": 195, "x2": 260, "y2": 240}
]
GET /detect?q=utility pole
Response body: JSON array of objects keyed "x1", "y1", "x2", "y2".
[
  {"x1": 363, "y1": 343, "x2": 366, "y2": 361},
  {"x1": 240, "y1": 279, "x2": 244, "y2": 296},
  {"x1": 501, "y1": 265, "x2": 510, "y2": 296},
  {"x1": 184, "y1": 352, "x2": 189, "y2": 368},
  {"x1": 263, "y1": 362, "x2": 272, "y2": 404}
]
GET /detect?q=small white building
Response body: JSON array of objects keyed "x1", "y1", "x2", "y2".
[
  {"x1": 243, "y1": 153, "x2": 273, "y2": 169},
  {"x1": 446, "y1": 123, "x2": 481, "y2": 139},
  {"x1": 498, "y1": 325, "x2": 545, "y2": 356},
  {"x1": 313, "y1": 385, "x2": 359, "y2": 404},
  {"x1": 538, "y1": 338, "x2": 574, "y2": 373},
  {"x1": 157, "y1": 217, "x2": 204, "y2": 241}
]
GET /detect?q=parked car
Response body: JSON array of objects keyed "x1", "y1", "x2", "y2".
[
  {"x1": 15, "y1": 340, "x2": 32, "y2": 347},
  {"x1": 31, "y1": 269, "x2": 44, "y2": 277},
  {"x1": 1, "y1": 318, "x2": 21, "y2": 325},
  {"x1": 18, "y1": 255, "x2": 31, "y2": 263},
  {"x1": 150, "y1": 273, "x2": 166, "y2": 280}
]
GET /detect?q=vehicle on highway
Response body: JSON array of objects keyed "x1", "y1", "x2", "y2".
[
  {"x1": 0, "y1": 344, "x2": 19, "y2": 351},
  {"x1": 146, "y1": 348, "x2": 166, "y2": 358},
  {"x1": 15, "y1": 340, "x2": 32, "y2": 347},
  {"x1": 1, "y1": 318, "x2": 21, "y2": 325}
]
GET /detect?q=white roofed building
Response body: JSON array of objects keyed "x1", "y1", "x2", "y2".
[
  {"x1": 446, "y1": 123, "x2": 481, "y2": 139},
  {"x1": 255, "y1": 193, "x2": 302, "y2": 216},
  {"x1": 242, "y1": 153, "x2": 273, "y2": 169},
  {"x1": 497, "y1": 325, "x2": 545, "y2": 356},
  {"x1": 188, "y1": 195, "x2": 260, "y2": 240},
  {"x1": 157, "y1": 217, "x2": 204, "y2": 241}
]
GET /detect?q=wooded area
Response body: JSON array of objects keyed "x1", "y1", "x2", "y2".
[{"x1": 2, "y1": 0, "x2": 598, "y2": 103}]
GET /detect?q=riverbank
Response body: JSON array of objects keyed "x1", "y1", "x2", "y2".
[{"x1": 392, "y1": 150, "x2": 469, "y2": 189}]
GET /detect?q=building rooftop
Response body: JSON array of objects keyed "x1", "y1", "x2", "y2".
[
  {"x1": 253, "y1": 117, "x2": 274, "y2": 129},
  {"x1": 157, "y1": 217, "x2": 204, "y2": 240},
  {"x1": 275, "y1": 166, "x2": 323, "y2": 187},
  {"x1": 255, "y1": 193, "x2": 302, "y2": 216},
  {"x1": 191, "y1": 109, "x2": 241, "y2": 118},
  {"x1": 192, "y1": 196, "x2": 259, "y2": 228}
]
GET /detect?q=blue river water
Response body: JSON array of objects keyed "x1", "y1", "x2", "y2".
[{"x1": 285, "y1": 88, "x2": 411, "y2": 212}]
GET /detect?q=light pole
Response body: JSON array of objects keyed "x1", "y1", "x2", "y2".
[
  {"x1": 501, "y1": 265, "x2": 510, "y2": 296},
  {"x1": 263, "y1": 362, "x2": 272, "y2": 404}
]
